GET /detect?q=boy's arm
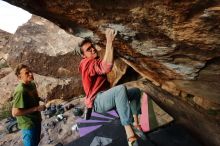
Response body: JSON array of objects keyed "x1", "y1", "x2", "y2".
[{"x1": 12, "y1": 105, "x2": 46, "y2": 117}]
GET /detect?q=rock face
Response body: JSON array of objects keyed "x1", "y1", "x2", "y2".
[
  {"x1": 0, "y1": 72, "x2": 18, "y2": 108},
  {"x1": 2, "y1": 0, "x2": 220, "y2": 146},
  {"x1": 0, "y1": 30, "x2": 13, "y2": 111},
  {"x1": 0, "y1": 29, "x2": 11, "y2": 59},
  {"x1": 0, "y1": 30, "x2": 11, "y2": 69}
]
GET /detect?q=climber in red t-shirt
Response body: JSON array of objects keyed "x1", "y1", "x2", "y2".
[{"x1": 79, "y1": 28, "x2": 146, "y2": 146}]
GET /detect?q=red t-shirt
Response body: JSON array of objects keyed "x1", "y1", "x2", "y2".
[{"x1": 79, "y1": 58, "x2": 113, "y2": 108}]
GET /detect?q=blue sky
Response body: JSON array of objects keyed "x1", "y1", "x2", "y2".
[{"x1": 0, "y1": 0, "x2": 31, "y2": 33}]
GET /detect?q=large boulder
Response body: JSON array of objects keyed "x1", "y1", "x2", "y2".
[
  {"x1": 7, "y1": 15, "x2": 83, "y2": 78},
  {"x1": 0, "y1": 71, "x2": 83, "y2": 109},
  {"x1": 5, "y1": 15, "x2": 85, "y2": 105}
]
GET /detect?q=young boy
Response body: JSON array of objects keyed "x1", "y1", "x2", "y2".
[{"x1": 12, "y1": 64, "x2": 46, "y2": 146}]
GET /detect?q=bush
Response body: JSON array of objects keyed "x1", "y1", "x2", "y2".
[
  {"x1": 0, "y1": 62, "x2": 8, "y2": 69},
  {"x1": 0, "y1": 58, "x2": 9, "y2": 69},
  {"x1": 0, "y1": 102, "x2": 12, "y2": 120}
]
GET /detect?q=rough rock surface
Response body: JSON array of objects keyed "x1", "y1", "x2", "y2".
[
  {"x1": 7, "y1": 15, "x2": 83, "y2": 78},
  {"x1": 2, "y1": 0, "x2": 220, "y2": 146},
  {"x1": 0, "y1": 67, "x2": 12, "y2": 79},
  {"x1": 0, "y1": 29, "x2": 11, "y2": 59},
  {"x1": 1, "y1": 15, "x2": 85, "y2": 108},
  {"x1": 0, "y1": 71, "x2": 83, "y2": 109},
  {"x1": 0, "y1": 72, "x2": 18, "y2": 108}
]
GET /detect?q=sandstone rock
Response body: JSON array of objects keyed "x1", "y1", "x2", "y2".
[
  {"x1": 0, "y1": 67, "x2": 12, "y2": 79},
  {"x1": 173, "y1": 80, "x2": 220, "y2": 107},
  {"x1": 107, "y1": 58, "x2": 128, "y2": 87},
  {"x1": 0, "y1": 72, "x2": 18, "y2": 108},
  {"x1": 34, "y1": 74, "x2": 84, "y2": 101},
  {"x1": 193, "y1": 96, "x2": 220, "y2": 110},
  {"x1": 161, "y1": 81, "x2": 180, "y2": 97}
]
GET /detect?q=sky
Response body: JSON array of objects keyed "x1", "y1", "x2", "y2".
[{"x1": 0, "y1": 0, "x2": 32, "y2": 34}]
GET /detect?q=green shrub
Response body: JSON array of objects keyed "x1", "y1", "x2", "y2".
[
  {"x1": 0, "y1": 102, "x2": 12, "y2": 120},
  {"x1": 0, "y1": 62, "x2": 9, "y2": 69},
  {"x1": 0, "y1": 58, "x2": 9, "y2": 69}
]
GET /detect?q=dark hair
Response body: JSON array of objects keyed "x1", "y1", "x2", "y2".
[
  {"x1": 79, "y1": 38, "x2": 93, "y2": 55},
  {"x1": 15, "y1": 64, "x2": 29, "y2": 76}
]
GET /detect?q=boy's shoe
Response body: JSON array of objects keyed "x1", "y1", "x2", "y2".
[
  {"x1": 84, "y1": 108, "x2": 92, "y2": 120},
  {"x1": 132, "y1": 125, "x2": 147, "y2": 141},
  {"x1": 128, "y1": 136, "x2": 139, "y2": 146}
]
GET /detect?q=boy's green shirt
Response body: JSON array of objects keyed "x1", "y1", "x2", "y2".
[{"x1": 12, "y1": 82, "x2": 41, "y2": 129}]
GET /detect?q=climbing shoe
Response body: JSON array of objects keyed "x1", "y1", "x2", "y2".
[{"x1": 128, "y1": 136, "x2": 139, "y2": 146}]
